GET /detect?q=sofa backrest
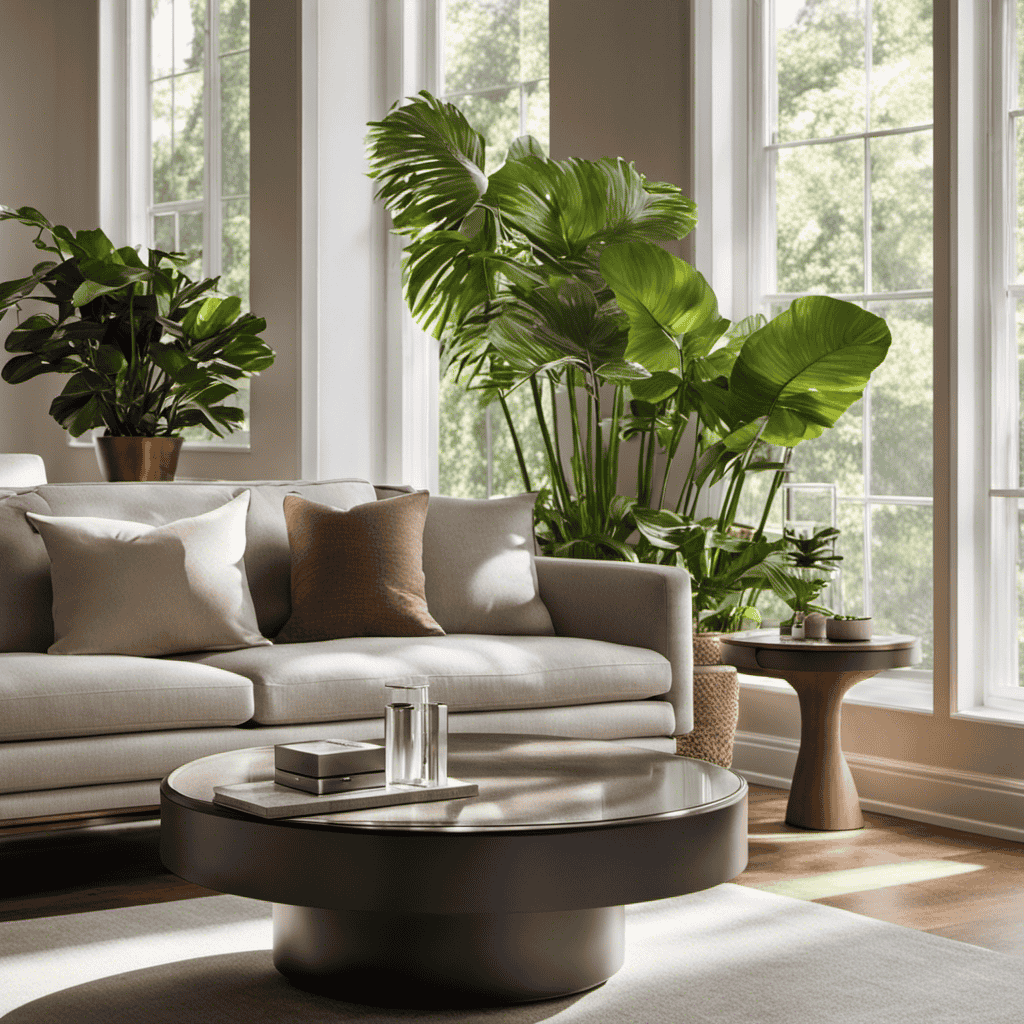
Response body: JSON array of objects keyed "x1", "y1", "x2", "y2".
[{"x1": 0, "y1": 479, "x2": 377, "y2": 653}]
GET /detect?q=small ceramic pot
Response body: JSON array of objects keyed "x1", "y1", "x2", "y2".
[
  {"x1": 826, "y1": 616, "x2": 873, "y2": 641},
  {"x1": 804, "y1": 612, "x2": 827, "y2": 639}
]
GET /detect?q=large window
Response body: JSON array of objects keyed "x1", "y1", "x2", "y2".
[
  {"x1": 752, "y1": 0, "x2": 934, "y2": 675},
  {"x1": 94, "y1": 0, "x2": 251, "y2": 448},
  {"x1": 436, "y1": 0, "x2": 549, "y2": 497},
  {"x1": 988, "y1": 0, "x2": 1024, "y2": 702}
]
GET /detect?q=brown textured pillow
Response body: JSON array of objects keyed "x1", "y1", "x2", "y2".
[{"x1": 274, "y1": 491, "x2": 444, "y2": 642}]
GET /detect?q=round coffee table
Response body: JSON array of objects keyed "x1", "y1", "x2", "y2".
[
  {"x1": 720, "y1": 630, "x2": 921, "y2": 831},
  {"x1": 160, "y1": 733, "x2": 747, "y2": 1007}
]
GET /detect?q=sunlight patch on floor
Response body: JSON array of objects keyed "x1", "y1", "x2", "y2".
[
  {"x1": 752, "y1": 859, "x2": 984, "y2": 901},
  {"x1": 749, "y1": 830, "x2": 866, "y2": 843}
]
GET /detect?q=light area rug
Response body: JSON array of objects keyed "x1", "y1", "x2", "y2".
[{"x1": 0, "y1": 884, "x2": 1021, "y2": 1023}]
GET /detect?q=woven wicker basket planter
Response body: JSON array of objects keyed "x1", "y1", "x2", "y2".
[{"x1": 677, "y1": 632, "x2": 740, "y2": 768}]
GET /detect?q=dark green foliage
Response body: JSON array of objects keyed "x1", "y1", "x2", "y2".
[{"x1": 0, "y1": 206, "x2": 274, "y2": 438}]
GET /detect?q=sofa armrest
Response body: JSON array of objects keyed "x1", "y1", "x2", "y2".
[{"x1": 534, "y1": 557, "x2": 693, "y2": 734}]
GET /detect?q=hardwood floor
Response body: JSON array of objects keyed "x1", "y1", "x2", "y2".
[{"x1": 0, "y1": 783, "x2": 1021, "y2": 957}]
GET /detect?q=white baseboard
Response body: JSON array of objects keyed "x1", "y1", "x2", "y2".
[{"x1": 732, "y1": 730, "x2": 1024, "y2": 844}]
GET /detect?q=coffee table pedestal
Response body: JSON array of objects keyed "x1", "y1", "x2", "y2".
[{"x1": 273, "y1": 903, "x2": 624, "y2": 1005}]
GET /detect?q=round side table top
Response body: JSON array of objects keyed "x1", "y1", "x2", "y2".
[{"x1": 720, "y1": 629, "x2": 921, "y2": 673}]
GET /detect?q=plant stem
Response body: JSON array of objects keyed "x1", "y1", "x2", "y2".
[
  {"x1": 530, "y1": 375, "x2": 568, "y2": 509},
  {"x1": 498, "y1": 391, "x2": 531, "y2": 493}
]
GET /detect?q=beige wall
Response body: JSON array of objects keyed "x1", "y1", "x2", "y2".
[
  {"x1": 548, "y1": 0, "x2": 1021, "y2": 798},
  {"x1": 0, "y1": 0, "x2": 101, "y2": 482},
  {"x1": 0, "y1": 0, "x2": 302, "y2": 482}
]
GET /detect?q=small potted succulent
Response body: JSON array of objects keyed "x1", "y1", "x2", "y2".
[
  {"x1": 0, "y1": 206, "x2": 274, "y2": 480},
  {"x1": 778, "y1": 527, "x2": 841, "y2": 636},
  {"x1": 826, "y1": 614, "x2": 873, "y2": 642}
]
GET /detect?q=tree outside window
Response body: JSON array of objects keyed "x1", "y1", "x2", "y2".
[{"x1": 437, "y1": 0, "x2": 549, "y2": 497}]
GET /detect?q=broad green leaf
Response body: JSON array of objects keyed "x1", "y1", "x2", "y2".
[
  {"x1": 729, "y1": 296, "x2": 891, "y2": 446},
  {"x1": 73, "y1": 228, "x2": 116, "y2": 260},
  {"x1": 600, "y1": 241, "x2": 719, "y2": 374},
  {"x1": 92, "y1": 345, "x2": 127, "y2": 376},
  {"x1": 489, "y1": 279, "x2": 628, "y2": 372},
  {"x1": 1, "y1": 353, "x2": 49, "y2": 384},
  {"x1": 367, "y1": 91, "x2": 488, "y2": 235},
  {"x1": 484, "y1": 154, "x2": 697, "y2": 260},
  {"x1": 182, "y1": 295, "x2": 242, "y2": 341},
  {"x1": 596, "y1": 360, "x2": 649, "y2": 384},
  {"x1": 629, "y1": 370, "x2": 682, "y2": 405}
]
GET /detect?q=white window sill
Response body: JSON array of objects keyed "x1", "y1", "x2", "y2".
[
  {"x1": 738, "y1": 671, "x2": 934, "y2": 715},
  {"x1": 951, "y1": 706, "x2": 1024, "y2": 729}
]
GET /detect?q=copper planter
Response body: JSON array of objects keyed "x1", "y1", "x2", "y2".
[{"x1": 94, "y1": 436, "x2": 183, "y2": 482}]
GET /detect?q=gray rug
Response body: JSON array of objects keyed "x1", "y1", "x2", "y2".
[{"x1": 1, "y1": 884, "x2": 1021, "y2": 1022}]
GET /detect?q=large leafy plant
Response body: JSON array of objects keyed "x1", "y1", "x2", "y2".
[
  {"x1": 367, "y1": 93, "x2": 891, "y2": 631},
  {"x1": 0, "y1": 206, "x2": 274, "y2": 438}
]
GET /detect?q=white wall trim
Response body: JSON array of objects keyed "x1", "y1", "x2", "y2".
[
  {"x1": 733, "y1": 729, "x2": 1024, "y2": 843},
  {"x1": 300, "y1": 0, "x2": 320, "y2": 480}
]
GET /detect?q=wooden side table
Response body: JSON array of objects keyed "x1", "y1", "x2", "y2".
[{"x1": 720, "y1": 630, "x2": 921, "y2": 831}]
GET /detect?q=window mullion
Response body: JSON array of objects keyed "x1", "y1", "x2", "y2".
[{"x1": 204, "y1": 0, "x2": 222, "y2": 280}]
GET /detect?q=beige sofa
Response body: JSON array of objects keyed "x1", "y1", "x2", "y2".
[{"x1": 0, "y1": 478, "x2": 693, "y2": 825}]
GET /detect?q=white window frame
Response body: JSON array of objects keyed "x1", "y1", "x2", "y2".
[
  {"x1": 694, "y1": 0, "x2": 936, "y2": 713},
  {"x1": 94, "y1": 0, "x2": 251, "y2": 451},
  {"x1": 982, "y1": 0, "x2": 1024, "y2": 709}
]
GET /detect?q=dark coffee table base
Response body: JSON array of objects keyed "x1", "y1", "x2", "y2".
[{"x1": 273, "y1": 903, "x2": 624, "y2": 1005}]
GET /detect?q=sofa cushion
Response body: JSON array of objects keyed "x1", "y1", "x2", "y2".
[
  {"x1": 0, "y1": 654, "x2": 254, "y2": 742},
  {"x1": 0, "y1": 478, "x2": 378, "y2": 652},
  {"x1": 27, "y1": 492, "x2": 269, "y2": 657},
  {"x1": 175, "y1": 635, "x2": 671, "y2": 725},
  {"x1": 275, "y1": 491, "x2": 444, "y2": 642},
  {"x1": 421, "y1": 493, "x2": 554, "y2": 635}
]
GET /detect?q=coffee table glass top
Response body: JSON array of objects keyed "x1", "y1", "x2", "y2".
[{"x1": 166, "y1": 734, "x2": 745, "y2": 832}]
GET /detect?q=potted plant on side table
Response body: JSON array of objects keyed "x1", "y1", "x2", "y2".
[{"x1": 0, "y1": 206, "x2": 274, "y2": 480}]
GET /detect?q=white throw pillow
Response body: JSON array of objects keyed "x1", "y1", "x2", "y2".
[
  {"x1": 421, "y1": 493, "x2": 555, "y2": 635},
  {"x1": 27, "y1": 491, "x2": 270, "y2": 657}
]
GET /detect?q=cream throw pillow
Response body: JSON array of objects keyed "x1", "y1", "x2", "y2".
[
  {"x1": 421, "y1": 493, "x2": 555, "y2": 635},
  {"x1": 27, "y1": 491, "x2": 269, "y2": 656}
]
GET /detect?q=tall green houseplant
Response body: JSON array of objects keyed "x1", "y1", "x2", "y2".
[{"x1": 367, "y1": 93, "x2": 891, "y2": 631}]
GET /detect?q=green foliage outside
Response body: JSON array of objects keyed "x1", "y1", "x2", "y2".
[
  {"x1": 150, "y1": 0, "x2": 252, "y2": 441},
  {"x1": 771, "y1": 0, "x2": 934, "y2": 664}
]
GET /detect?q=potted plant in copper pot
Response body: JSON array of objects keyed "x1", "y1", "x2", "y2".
[{"x1": 0, "y1": 206, "x2": 274, "y2": 480}]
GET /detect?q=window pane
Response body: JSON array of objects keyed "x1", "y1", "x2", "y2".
[
  {"x1": 174, "y1": 0, "x2": 205, "y2": 72},
  {"x1": 1017, "y1": 0, "x2": 1024, "y2": 110},
  {"x1": 1017, "y1": 502, "x2": 1024, "y2": 687},
  {"x1": 1016, "y1": 117, "x2": 1024, "y2": 282},
  {"x1": 870, "y1": 0, "x2": 932, "y2": 130},
  {"x1": 438, "y1": 368, "x2": 489, "y2": 499},
  {"x1": 775, "y1": 0, "x2": 865, "y2": 144},
  {"x1": 871, "y1": 503, "x2": 933, "y2": 668},
  {"x1": 520, "y1": 0, "x2": 549, "y2": 81},
  {"x1": 835, "y1": 501, "x2": 866, "y2": 616},
  {"x1": 869, "y1": 300, "x2": 932, "y2": 497},
  {"x1": 524, "y1": 78, "x2": 549, "y2": 149},
  {"x1": 453, "y1": 86, "x2": 521, "y2": 175},
  {"x1": 220, "y1": 0, "x2": 249, "y2": 52},
  {"x1": 152, "y1": 0, "x2": 174, "y2": 78},
  {"x1": 490, "y1": 386, "x2": 548, "y2": 497},
  {"x1": 870, "y1": 130, "x2": 933, "y2": 292},
  {"x1": 221, "y1": 196, "x2": 249, "y2": 307},
  {"x1": 179, "y1": 209, "x2": 204, "y2": 280},
  {"x1": 1017, "y1": 298, "x2": 1024, "y2": 485},
  {"x1": 220, "y1": 51, "x2": 250, "y2": 197},
  {"x1": 443, "y1": 0, "x2": 522, "y2": 94},
  {"x1": 775, "y1": 139, "x2": 864, "y2": 294},
  {"x1": 172, "y1": 71, "x2": 205, "y2": 201},
  {"x1": 152, "y1": 78, "x2": 174, "y2": 204},
  {"x1": 153, "y1": 212, "x2": 176, "y2": 252},
  {"x1": 789, "y1": 397, "x2": 865, "y2": 496}
]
